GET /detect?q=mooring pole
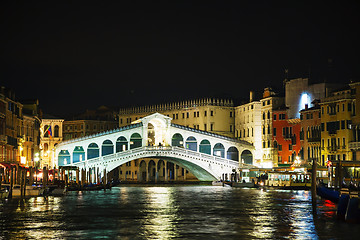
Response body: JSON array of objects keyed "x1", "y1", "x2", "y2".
[{"x1": 311, "y1": 158, "x2": 317, "y2": 215}]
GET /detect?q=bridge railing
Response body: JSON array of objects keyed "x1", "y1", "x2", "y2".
[{"x1": 71, "y1": 146, "x2": 242, "y2": 169}]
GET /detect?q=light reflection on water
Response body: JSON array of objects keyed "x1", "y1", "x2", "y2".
[{"x1": 1, "y1": 186, "x2": 360, "y2": 239}]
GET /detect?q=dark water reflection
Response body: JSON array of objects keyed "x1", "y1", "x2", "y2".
[{"x1": 1, "y1": 186, "x2": 360, "y2": 239}]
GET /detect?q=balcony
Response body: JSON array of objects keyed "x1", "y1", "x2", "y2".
[
  {"x1": 349, "y1": 142, "x2": 360, "y2": 150},
  {"x1": 308, "y1": 137, "x2": 321, "y2": 143}
]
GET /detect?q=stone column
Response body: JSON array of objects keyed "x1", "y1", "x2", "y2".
[
  {"x1": 146, "y1": 161, "x2": 149, "y2": 182},
  {"x1": 174, "y1": 164, "x2": 177, "y2": 181},
  {"x1": 164, "y1": 160, "x2": 168, "y2": 182},
  {"x1": 155, "y1": 160, "x2": 158, "y2": 183}
]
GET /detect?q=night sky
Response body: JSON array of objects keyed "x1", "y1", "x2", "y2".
[{"x1": 1, "y1": 1, "x2": 360, "y2": 117}]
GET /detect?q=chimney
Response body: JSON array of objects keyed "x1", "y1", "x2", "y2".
[{"x1": 249, "y1": 91, "x2": 254, "y2": 102}]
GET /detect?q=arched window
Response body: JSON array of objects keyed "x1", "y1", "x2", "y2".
[
  {"x1": 227, "y1": 147, "x2": 239, "y2": 161},
  {"x1": 213, "y1": 143, "x2": 225, "y2": 158},
  {"x1": 116, "y1": 136, "x2": 128, "y2": 152},
  {"x1": 241, "y1": 150, "x2": 253, "y2": 165},
  {"x1": 44, "y1": 143, "x2": 48, "y2": 152},
  {"x1": 102, "y1": 140, "x2": 114, "y2": 156},
  {"x1": 54, "y1": 125, "x2": 60, "y2": 137},
  {"x1": 199, "y1": 139, "x2": 211, "y2": 155},
  {"x1": 171, "y1": 133, "x2": 183, "y2": 147},
  {"x1": 73, "y1": 146, "x2": 85, "y2": 163},
  {"x1": 185, "y1": 136, "x2": 197, "y2": 151},
  {"x1": 58, "y1": 150, "x2": 70, "y2": 166},
  {"x1": 44, "y1": 125, "x2": 49, "y2": 137},
  {"x1": 130, "y1": 133, "x2": 142, "y2": 149},
  {"x1": 87, "y1": 143, "x2": 99, "y2": 159}
]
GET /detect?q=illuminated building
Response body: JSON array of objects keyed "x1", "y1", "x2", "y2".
[
  {"x1": 260, "y1": 88, "x2": 284, "y2": 167},
  {"x1": 40, "y1": 116, "x2": 64, "y2": 168},
  {"x1": 63, "y1": 120, "x2": 118, "y2": 141},
  {"x1": 272, "y1": 107, "x2": 301, "y2": 165},
  {"x1": 320, "y1": 86, "x2": 355, "y2": 165},
  {"x1": 0, "y1": 87, "x2": 24, "y2": 164},
  {"x1": 299, "y1": 104, "x2": 321, "y2": 165},
  {"x1": 235, "y1": 91, "x2": 262, "y2": 166},
  {"x1": 118, "y1": 98, "x2": 235, "y2": 138},
  {"x1": 284, "y1": 77, "x2": 342, "y2": 119},
  {"x1": 21, "y1": 99, "x2": 41, "y2": 167},
  {"x1": 349, "y1": 81, "x2": 360, "y2": 160},
  {"x1": 118, "y1": 99, "x2": 236, "y2": 175}
]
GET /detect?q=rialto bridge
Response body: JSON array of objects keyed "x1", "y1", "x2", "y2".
[{"x1": 55, "y1": 113, "x2": 255, "y2": 182}]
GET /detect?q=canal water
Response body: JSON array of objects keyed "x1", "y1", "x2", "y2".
[{"x1": 1, "y1": 186, "x2": 359, "y2": 239}]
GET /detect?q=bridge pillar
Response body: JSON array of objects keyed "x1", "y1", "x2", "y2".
[
  {"x1": 174, "y1": 164, "x2": 177, "y2": 181},
  {"x1": 155, "y1": 161, "x2": 158, "y2": 183},
  {"x1": 164, "y1": 160, "x2": 168, "y2": 182}
]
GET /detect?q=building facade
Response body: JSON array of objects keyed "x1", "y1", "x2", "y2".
[
  {"x1": 235, "y1": 91, "x2": 262, "y2": 165},
  {"x1": 40, "y1": 117, "x2": 64, "y2": 168},
  {"x1": 63, "y1": 120, "x2": 118, "y2": 141},
  {"x1": 299, "y1": 105, "x2": 321, "y2": 165},
  {"x1": 349, "y1": 81, "x2": 360, "y2": 160},
  {"x1": 119, "y1": 98, "x2": 235, "y2": 138},
  {"x1": 272, "y1": 108, "x2": 301, "y2": 165},
  {"x1": 260, "y1": 88, "x2": 284, "y2": 167},
  {"x1": 0, "y1": 87, "x2": 24, "y2": 164},
  {"x1": 284, "y1": 77, "x2": 342, "y2": 119},
  {"x1": 320, "y1": 87, "x2": 355, "y2": 165}
]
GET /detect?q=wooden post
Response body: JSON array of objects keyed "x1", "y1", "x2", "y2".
[
  {"x1": 29, "y1": 167, "x2": 33, "y2": 186},
  {"x1": 22, "y1": 168, "x2": 26, "y2": 197},
  {"x1": 103, "y1": 168, "x2": 106, "y2": 190},
  {"x1": 76, "y1": 168, "x2": 79, "y2": 185},
  {"x1": 9, "y1": 166, "x2": 14, "y2": 198},
  {"x1": 311, "y1": 158, "x2": 317, "y2": 215},
  {"x1": 20, "y1": 168, "x2": 24, "y2": 197}
]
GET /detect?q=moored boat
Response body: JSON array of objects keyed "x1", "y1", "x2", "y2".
[{"x1": 316, "y1": 186, "x2": 339, "y2": 203}]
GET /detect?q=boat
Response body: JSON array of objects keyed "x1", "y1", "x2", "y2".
[
  {"x1": 232, "y1": 182, "x2": 256, "y2": 188},
  {"x1": 316, "y1": 186, "x2": 339, "y2": 203},
  {"x1": 265, "y1": 171, "x2": 311, "y2": 190},
  {"x1": 212, "y1": 181, "x2": 223, "y2": 186},
  {"x1": 2, "y1": 184, "x2": 45, "y2": 198},
  {"x1": 48, "y1": 186, "x2": 66, "y2": 196},
  {"x1": 0, "y1": 188, "x2": 9, "y2": 199}
]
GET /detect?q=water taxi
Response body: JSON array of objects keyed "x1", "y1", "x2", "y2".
[{"x1": 265, "y1": 171, "x2": 311, "y2": 190}]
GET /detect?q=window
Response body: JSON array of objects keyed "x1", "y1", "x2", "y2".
[
  {"x1": 187, "y1": 112, "x2": 189, "y2": 118},
  {"x1": 273, "y1": 128, "x2": 277, "y2": 136},
  {"x1": 267, "y1": 111, "x2": 270, "y2": 119},
  {"x1": 230, "y1": 112, "x2": 233, "y2": 117},
  {"x1": 274, "y1": 114, "x2": 277, "y2": 120},
  {"x1": 210, "y1": 123, "x2": 214, "y2": 131},
  {"x1": 204, "y1": 111, "x2": 207, "y2": 117},
  {"x1": 194, "y1": 112, "x2": 196, "y2": 118},
  {"x1": 210, "y1": 111, "x2": 214, "y2": 116}
]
